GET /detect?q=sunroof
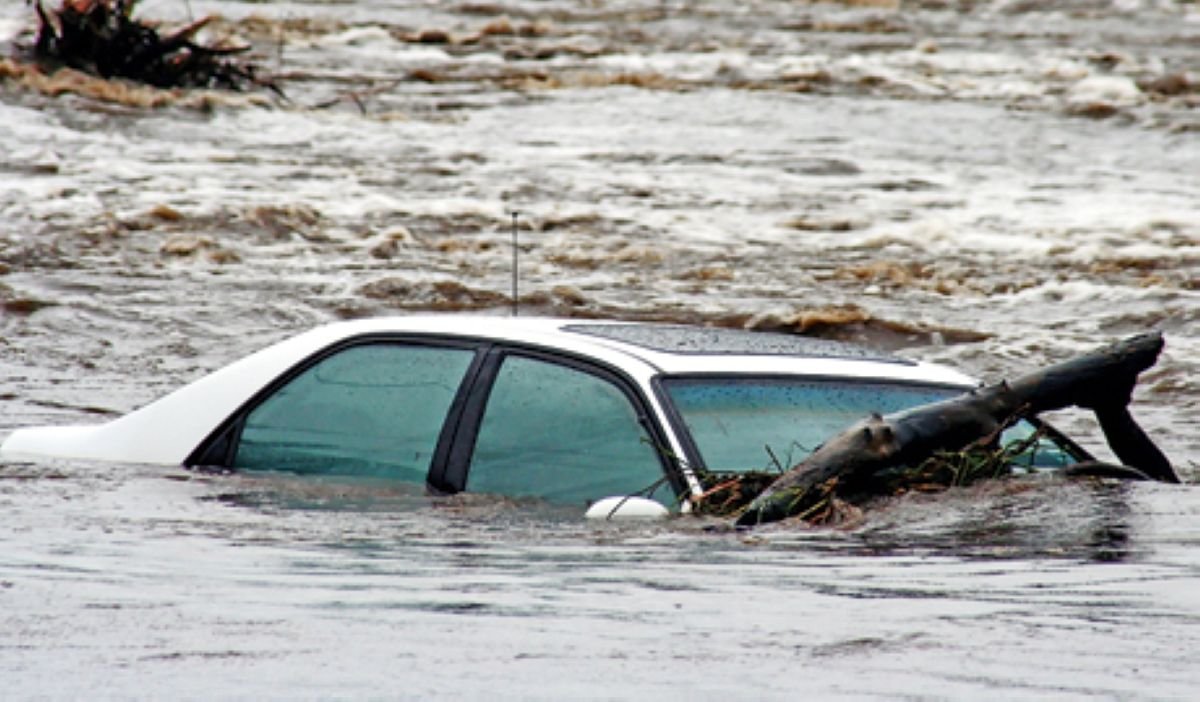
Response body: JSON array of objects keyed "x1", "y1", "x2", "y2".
[{"x1": 563, "y1": 323, "x2": 910, "y2": 364}]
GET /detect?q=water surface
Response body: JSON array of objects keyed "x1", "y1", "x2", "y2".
[{"x1": 1, "y1": 0, "x2": 1198, "y2": 697}]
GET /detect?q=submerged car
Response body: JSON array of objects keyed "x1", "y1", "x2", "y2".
[{"x1": 0, "y1": 316, "x2": 1087, "y2": 516}]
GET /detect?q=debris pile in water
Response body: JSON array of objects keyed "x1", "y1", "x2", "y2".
[
  {"x1": 690, "y1": 470, "x2": 780, "y2": 519},
  {"x1": 729, "y1": 332, "x2": 1176, "y2": 528},
  {"x1": 26, "y1": 0, "x2": 268, "y2": 91},
  {"x1": 690, "y1": 437, "x2": 1029, "y2": 527}
]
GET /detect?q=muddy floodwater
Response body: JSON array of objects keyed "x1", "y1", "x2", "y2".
[{"x1": 2, "y1": 0, "x2": 1199, "y2": 697}]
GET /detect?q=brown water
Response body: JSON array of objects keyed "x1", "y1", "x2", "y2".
[{"x1": 2, "y1": 0, "x2": 1199, "y2": 697}]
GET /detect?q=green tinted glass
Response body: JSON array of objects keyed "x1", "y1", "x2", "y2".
[
  {"x1": 235, "y1": 344, "x2": 475, "y2": 480},
  {"x1": 468, "y1": 356, "x2": 668, "y2": 506},
  {"x1": 664, "y1": 378, "x2": 960, "y2": 473},
  {"x1": 999, "y1": 421, "x2": 1080, "y2": 470}
]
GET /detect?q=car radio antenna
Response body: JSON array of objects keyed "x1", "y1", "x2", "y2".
[{"x1": 510, "y1": 210, "x2": 520, "y2": 317}]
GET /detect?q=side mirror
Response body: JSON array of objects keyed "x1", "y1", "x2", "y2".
[{"x1": 585, "y1": 496, "x2": 670, "y2": 521}]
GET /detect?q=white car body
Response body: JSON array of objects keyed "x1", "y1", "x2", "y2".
[{"x1": 1, "y1": 316, "x2": 976, "y2": 504}]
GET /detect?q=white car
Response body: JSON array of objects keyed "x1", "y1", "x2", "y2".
[{"x1": 0, "y1": 316, "x2": 1086, "y2": 517}]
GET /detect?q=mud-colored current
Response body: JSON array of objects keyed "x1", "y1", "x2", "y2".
[{"x1": 1, "y1": 0, "x2": 1198, "y2": 698}]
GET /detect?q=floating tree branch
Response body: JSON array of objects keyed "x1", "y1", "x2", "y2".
[{"x1": 733, "y1": 332, "x2": 1177, "y2": 527}]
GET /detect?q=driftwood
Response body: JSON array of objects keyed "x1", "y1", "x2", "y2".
[
  {"x1": 28, "y1": 0, "x2": 272, "y2": 91},
  {"x1": 735, "y1": 332, "x2": 1177, "y2": 527}
]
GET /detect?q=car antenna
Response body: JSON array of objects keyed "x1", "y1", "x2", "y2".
[{"x1": 510, "y1": 210, "x2": 520, "y2": 317}]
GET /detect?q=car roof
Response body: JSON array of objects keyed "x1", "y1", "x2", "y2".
[{"x1": 324, "y1": 315, "x2": 976, "y2": 387}]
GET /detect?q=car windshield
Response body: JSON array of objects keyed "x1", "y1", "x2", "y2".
[{"x1": 662, "y1": 377, "x2": 1078, "y2": 474}]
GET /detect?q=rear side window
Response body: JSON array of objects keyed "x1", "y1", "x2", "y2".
[
  {"x1": 234, "y1": 344, "x2": 475, "y2": 481},
  {"x1": 466, "y1": 355, "x2": 668, "y2": 506}
]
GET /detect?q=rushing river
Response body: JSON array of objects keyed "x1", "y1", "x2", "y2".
[{"x1": 2, "y1": 0, "x2": 1198, "y2": 697}]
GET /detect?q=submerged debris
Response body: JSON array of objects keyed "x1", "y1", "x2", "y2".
[
  {"x1": 26, "y1": 0, "x2": 272, "y2": 91},
  {"x1": 719, "y1": 332, "x2": 1177, "y2": 528},
  {"x1": 691, "y1": 436, "x2": 1034, "y2": 525},
  {"x1": 690, "y1": 470, "x2": 779, "y2": 518}
]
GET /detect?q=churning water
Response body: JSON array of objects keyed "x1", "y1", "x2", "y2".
[{"x1": 2, "y1": 0, "x2": 1199, "y2": 697}]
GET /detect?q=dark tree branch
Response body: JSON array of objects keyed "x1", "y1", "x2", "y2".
[{"x1": 736, "y1": 332, "x2": 1173, "y2": 527}]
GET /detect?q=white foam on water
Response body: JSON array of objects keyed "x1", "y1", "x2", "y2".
[{"x1": 1067, "y1": 75, "x2": 1145, "y2": 108}]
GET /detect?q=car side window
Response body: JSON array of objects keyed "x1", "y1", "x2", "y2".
[
  {"x1": 234, "y1": 343, "x2": 475, "y2": 481},
  {"x1": 467, "y1": 355, "x2": 668, "y2": 506}
]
